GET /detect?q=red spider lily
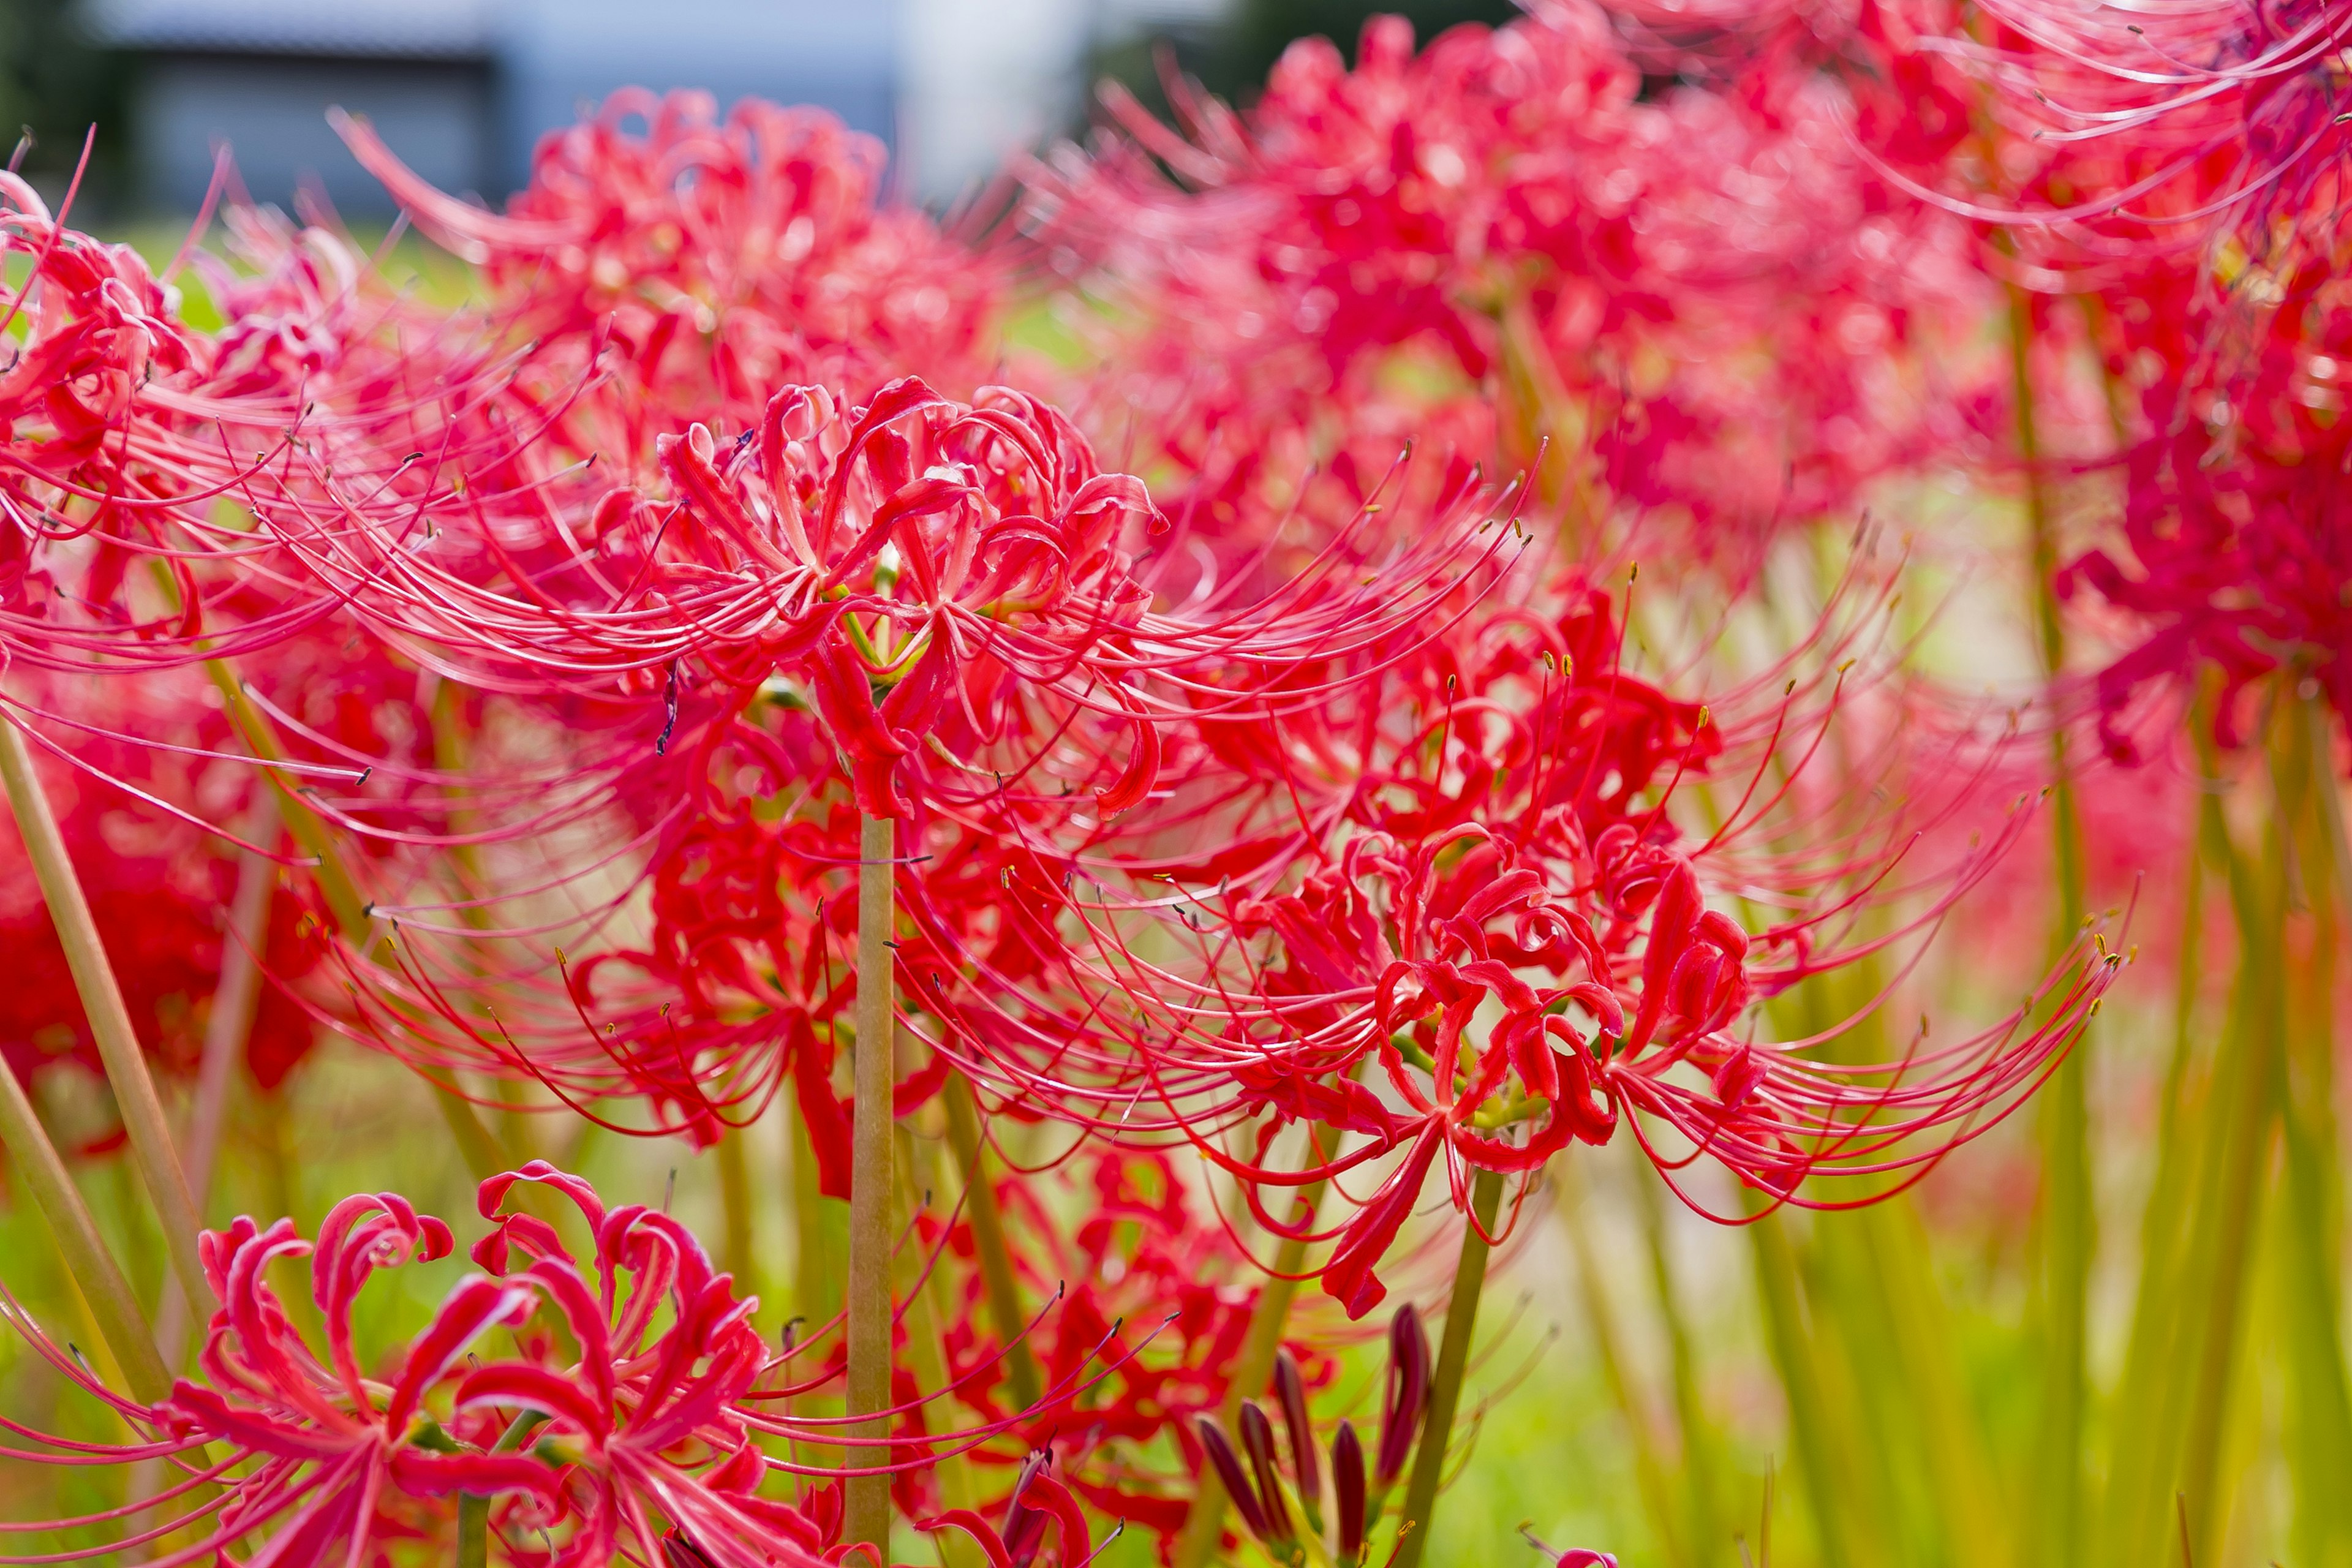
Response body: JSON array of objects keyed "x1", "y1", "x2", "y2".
[
  {"x1": 1831, "y1": 0, "x2": 2352, "y2": 751},
  {"x1": 883, "y1": 568, "x2": 2117, "y2": 1317},
  {"x1": 239, "y1": 391, "x2": 1508, "y2": 1156},
  {"x1": 0, "y1": 1189, "x2": 554, "y2": 1565},
  {"x1": 0, "y1": 1166, "x2": 875, "y2": 1566},
  {"x1": 461, "y1": 1163, "x2": 855, "y2": 1566},
  {"x1": 0, "y1": 181, "x2": 522, "y2": 667},
  {"x1": 1017, "y1": 7, "x2": 1996, "y2": 572},
  {"x1": 230, "y1": 370, "x2": 1495, "y2": 821},
  {"x1": 2060, "y1": 255, "x2": 2352, "y2": 756},
  {"x1": 337, "y1": 89, "x2": 996, "y2": 430},
  {"x1": 1850, "y1": 0, "x2": 2352, "y2": 273}
]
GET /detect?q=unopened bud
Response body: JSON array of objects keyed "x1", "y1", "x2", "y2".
[
  {"x1": 1332, "y1": 1419, "x2": 1368, "y2": 1567},
  {"x1": 1273, "y1": 1349, "x2": 1321, "y2": 1518},
  {"x1": 1376, "y1": 1303, "x2": 1430, "y2": 1488},
  {"x1": 1197, "y1": 1415, "x2": 1273, "y2": 1542},
  {"x1": 1240, "y1": 1401, "x2": 1298, "y2": 1550}
]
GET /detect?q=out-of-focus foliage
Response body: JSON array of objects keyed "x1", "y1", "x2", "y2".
[
  {"x1": 1092, "y1": 0, "x2": 1521, "y2": 120},
  {"x1": 0, "y1": 0, "x2": 127, "y2": 197}
]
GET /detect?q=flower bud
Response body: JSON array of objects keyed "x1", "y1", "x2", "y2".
[
  {"x1": 1332, "y1": 1418, "x2": 1368, "y2": 1567},
  {"x1": 1197, "y1": 1414, "x2": 1274, "y2": 1542},
  {"x1": 1376, "y1": 1303, "x2": 1430, "y2": 1488},
  {"x1": 1240, "y1": 1400, "x2": 1298, "y2": 1551},
  {"x1": 1004, "y1": 1447, "x2": 1054, "y2": 1567},
  {"x1": 1273, "y1": 1348, "x2": 1322, "y2": 1522}
]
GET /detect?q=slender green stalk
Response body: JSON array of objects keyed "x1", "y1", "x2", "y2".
[
  {"x1": 2096, "y1": 709, "x2": 2223, "y2": 1568},
  {"x1": 718, "y1": 1125, "x2": 756, "y2": 1298},
  {"x1": 2175, "y1": 714, "x2": 2288, "y2": 1567},
  {"x1": 1172, "y1": 1176, "x2": 1329, "y2": 1568},
  {"x1": 0, "y1": 1057, "x2": 174, "y2": 1403},
  {"x1": 0, "y1": 718, "x2": 210, "y2": 1314},
  {"x1": 1391, "y1": 1167, "x2": 1504, "y2": 1568},
  {"x1": 1858, "y1": 1202, "x2": 2008, "y2": 1567},
  {"x1": 1634, "y1": 1169, "x2": 1722, "y2": 1568},
  {"x1": 2271, "y1": 697, "x2": 2352, "y2": 1568},
  {"x1": 845, "y1": 812, "x2": 897, "y2": 1561},
  {"x1": 456, "y1": 1411, "x2": 549, "y2": 1567},
  {"x1": 1746, "y1": 1204, "x2": 1856, "y2": 1568},
  {"x1": 941, "y1": 1071, "x2": 1042, "y2": 1411},
  {"x1": 1562, "y1": 1167, "x2": 1692, "y2": 1568},
  {"x1": 2010, "y1": 280, "x2": 2094, "y2": 1568}
]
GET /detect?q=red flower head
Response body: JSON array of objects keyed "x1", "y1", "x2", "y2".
[
  {"x1": 1018, "y1": 8, "x2": 1995, "y2": 573},
  {"x1": 336, "y1": 89, "x2": 997, "y2": 436},
  {"x1": 0, "y1": 1167, "x2": 854, "y2": 1566},
  {"x1": 1000, "y1": 573, "x2": 2122, "y2": 1319}
]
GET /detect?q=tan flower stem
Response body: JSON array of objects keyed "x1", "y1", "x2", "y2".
[
  {"x1": 941, "y1": 1070, "x2": 1042, "y2": 1410},
  {"x1": 0, "y1": 1054, "x2": 176, "y2": 1404},
  {"x1": 202, "y1": 661, "x2": 514, "y2": 1182},
  {"x1": 1171, "y1": 1174, "x2": 1330, "y2": 1568},
  {"x1": 0, "y1": 717, "x2": 210, "y2": 1314},
  {"x1": 845, "y1": 812, "x2": 897, "y2": 1561},
  {"x1": 1389, "y1": 1166, "x2": 1503, "y2": 1568}
]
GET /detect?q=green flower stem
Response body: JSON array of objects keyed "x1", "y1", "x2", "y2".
[
  {"x1": 2096, "y1": 701, "x2": 2217, "y2": 1568},
  {"x1": 456, "y1": 1411, "x2": 549, "y2": 1567},
  {"x1": 2274, "y1": 696, "x2": 2352, "y2": 1565},
  {"x1": 1630, "y1": 1172, "x2": 1728, "y2": 1568},
  {"x1": 2010, "y1": 280, "x2": 2094, "y2": 1568},
  {"x1": 1172, "y1": 1174, "x2": 1330, "y2": 1568},
  {"x1": 718, "y1": 1124, "x2": 756, "y2": 1300},
  {"x1": 1560, "y1": 1164, "x2": 1691, "y2": 1568},
  {"x1": 2176, "y1": 712, "x2": 2287, "y2": 1567},
  {"x1": 0, "y1": 717, "x2": 210, "y2": 1316},
  {"x1": 845, "y1": 812, "x2": 898, "y2": 1561},
  {"x1": 1390, "y1": 1166, "x2": 1504, "y2": 1568},
  {"x1": 941, "y1": 1071, "x2": 1042, "y2": 1411}
]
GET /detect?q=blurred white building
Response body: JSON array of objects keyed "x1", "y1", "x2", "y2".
[
  {"x1": 899, "y1": 0, "x2": 1227, "y2": 206},
  {"x1": 83, "y1": 0, "x2": 1230, "y2": 213}
]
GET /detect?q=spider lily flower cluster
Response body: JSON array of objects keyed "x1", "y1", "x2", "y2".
[{"x1": 32, "y1": 0, "x2": 2342, "y2": 1559}]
